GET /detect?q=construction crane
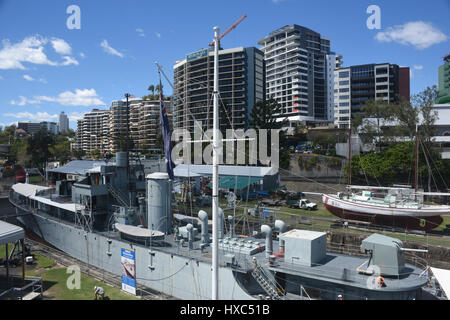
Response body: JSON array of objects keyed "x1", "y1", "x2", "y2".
[{"x1": 208, "y1": 14, "x2": 247, "y2": 46}]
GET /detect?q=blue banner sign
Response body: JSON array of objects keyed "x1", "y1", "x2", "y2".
[{"x1": 121, "y1": 247, "x2": 136, "y2": 295}]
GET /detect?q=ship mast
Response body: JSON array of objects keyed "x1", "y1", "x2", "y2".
[{"x1": 211, "y1": 26, "x2": 220, "y2": 300}]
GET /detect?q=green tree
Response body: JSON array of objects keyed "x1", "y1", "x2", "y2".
[
  {"x1": 413, "y1": 86, "x2": 439, "y2": 145},
  {"x1": 87, "y1": 149, "x2": 102, "y2": 160},
  {"x1": 72, "y1": 148, "x2": 85, "y2": 160},
  {"x1": 353, "y1": 99, "x2": 394, "y2": 151},
  {"x1": 155, "y1": 84, "x2": 162, "y2": 96},
  {"x1": 389, "y1": 96, "x2": 419, "y2": 140},
  {"x1": 49, "y1": 140, "x2": 72, "y2": 164},
  {"x1": 26, "y1": 128, "x2": 55, "y2": 168},
  {"x1": 113, "y1": 134, "x2": 134, "y2": 152},
  {"x1": 249, "y1": 98, "x2": 290, "y2": 169},
  {"x1": 249, "y1": 98, "x2": 287, "y2": 130}
]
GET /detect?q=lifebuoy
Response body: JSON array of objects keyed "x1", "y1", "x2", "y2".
[{"x1": 376, "y1": 276, "x2": 385, "y2": 288}]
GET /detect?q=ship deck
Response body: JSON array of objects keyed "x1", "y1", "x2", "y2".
[{"x1": 98, "y1": 227, "x2": 428, "y2": 292}]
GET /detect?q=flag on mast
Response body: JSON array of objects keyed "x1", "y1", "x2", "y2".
[{"x1": 159, "y1": 74, "x2": 175, "y2": 180}]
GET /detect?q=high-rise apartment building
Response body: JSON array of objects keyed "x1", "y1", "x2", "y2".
[
  {"x1": 437, "y1": 54, "x2": 450, "y2": 104},
  {"x1": 333, "y1": 63, "x2": 410, "y2": 128},
  {"x1": 75, "y1": 109, "x2": 110, "y2": 153},
  {"x1": 109, "y1": 96, "x2": 142, "y2": 152},
  {"x1": 58, "y1": 111, "x2": 70, "y2": 133},
  {"x1": 18, "y1": 121, "x2": 58, "y2": 135},
  {"x1": 131, "y1": 99, "x2": 172, "y2": 151},
  {"x1": 75, "y1": 96, "x2": 171, "y2": 154},
  {"x1": 258, "y1": 25, "x2": 333, "y2": 124},
  {"x1": 173, "y1": 46, "x2": 265, "y2": 132}
]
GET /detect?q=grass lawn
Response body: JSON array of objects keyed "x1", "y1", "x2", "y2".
[
  {"x1": 32, "y1": 267, "x2": 140, "y2": 300},
  {"x1": 2, "y1": 243, "x2": 140, "y2": 300},
  {"x1": 29, "y1": 175, "x2": 44, "y2": 184}
]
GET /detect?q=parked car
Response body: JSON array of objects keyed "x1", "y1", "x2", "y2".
[{"x1": 289, "y1": 198, "x2": 317, "y2": 210}]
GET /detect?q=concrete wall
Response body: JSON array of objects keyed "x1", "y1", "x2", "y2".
[{"x1": 284, "y1": 154, "x2": 345, "y2": 180}]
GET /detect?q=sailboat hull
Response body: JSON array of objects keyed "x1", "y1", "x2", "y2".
[{"x1": 323, "y1": 194, "x2": 444, "y2": 231}]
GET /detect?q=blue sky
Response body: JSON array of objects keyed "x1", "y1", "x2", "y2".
[{"x1": 0, "y1": 0, "x2": 449, "y2": 129}]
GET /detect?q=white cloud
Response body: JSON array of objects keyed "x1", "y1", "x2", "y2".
[
  {"x1": 413, "y1": 65, "x2": 423, "y2": 70},
  {"x1": 0, "y1": 35, "x2": 79, "y2": 70},
  {"x1": 61, "y1": 56, "x2": 79, "y2": 66},
  {"x1": 38, "y1": 89, "x2": 106, "y2": 107},
  {"x1": 23, "y1": 74, "x2": 34, "y2": 81},
  {"x1": 155, "y1": 32, "x2": 161, "y2": 38},
  {"x1": 79, "y1": 52, "x2": 86, "y2": 58},
  {"x1": 375, "y1": 21, "x2": 448, "y2": 50},
  {"x1": 10, "y1": 96, "x2": 42, "y2": 106},
  {"x1": 2, "y1": 111, "x2": 86, "y2": 124},
  {"x1": 136, "y1": 28, "x2": 145, "y2": 37},
  {"x1": 51, "y1": 38, "x2": 72, "y2": 55},
  {"x1": 0, "y1": 36, "x2": 57, "y2": 69},
  {"x1": 10, "y1": 89, "x2": 105, "y2": 107},
  {"x1": 67, "y1": 111, "x2": 86, "y2": 122},
  {"x1": 3, "y1": 111, "x2": 58, "y2": 122},
  {"x1": 23, "y1": 74, "x2": 47, "y2": 83},
  {"x1": 100, "y1": 40, "x2": 124, "y2": 58}
]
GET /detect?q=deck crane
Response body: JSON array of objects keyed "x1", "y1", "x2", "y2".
[{"x1": 208, "y1": 14, "x2": 247, "y2": 47}]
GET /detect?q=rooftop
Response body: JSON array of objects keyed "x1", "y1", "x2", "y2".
[{"x1": 0, "y1": 220, "x2": 24, "y2": 245}]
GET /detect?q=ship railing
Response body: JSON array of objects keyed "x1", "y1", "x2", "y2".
[{"x1": 8, "y1": 190, "x2": 33, "y2": 213}]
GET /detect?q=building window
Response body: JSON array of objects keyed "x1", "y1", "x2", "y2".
[
  {"x1": 339, "y1": 71, "x2": 349, "y2": 78},
  {"x1": 376, "y1": 67, "x2": 388, "y2": 75},
  {"x1": 339, "y1": 80, "x2": 349, "y2": 86}
]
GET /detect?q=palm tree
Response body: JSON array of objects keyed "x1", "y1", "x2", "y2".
[
  {"x1": 148, "y1": 85, "x2": 155, "y2": 95},
  {"x1": 155, "y1": 84, "x2": 163, "y2": 96}
]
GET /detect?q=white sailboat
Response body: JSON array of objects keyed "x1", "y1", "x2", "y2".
[{"x1": 323, "y1": 122, "x2": 450, "y2": 231}]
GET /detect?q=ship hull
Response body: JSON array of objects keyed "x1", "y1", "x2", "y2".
[
  {"x1": 15, "y1": 210, "x2": 255, "y2": 300},
  {"x1": 323, "y1": 194, "x2": 444, "y2": 231}
]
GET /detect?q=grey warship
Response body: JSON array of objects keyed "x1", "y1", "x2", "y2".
[
  {"x1": 8, "y1": 155, "x2": 430, "y2": 300},
  {"x1": 7, "y1": 25, "x2": 431, "y2": 300}
]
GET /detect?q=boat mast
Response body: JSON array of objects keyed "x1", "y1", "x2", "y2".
[
  {"x1": 212, "y1": 26, "x2": 220, "y2": 300},
  {"x1": 348, "y1": 119, "x2": 351, "y2": 186},
  {"x1": 415, "y1": 124, "x2": 419, "y2": 196}
]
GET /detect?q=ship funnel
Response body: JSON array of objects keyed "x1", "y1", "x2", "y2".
[
  {"x1": 198, "y1": 210, "x2": 209, "y2": 244},
  {"x1": 261, "y1": 225, "x2": 273, "y2": 258},
  {"x1": 116, "y1": 152, "x2": 128, "y2": 167},
  {"x1": 218, "y1": 207, "x2": 224, "y2": 239},
  {"x1": 275, "y1": 220, "x2": 286, "y2": 250},
  {"x1": 228, "y1": 216, "x2": 235, "y2": 238},
  {"x1": 186, "y1": 223, "x2": 194, "y2": 250},
  {"x1": 146, "y1": 172, "x2": 172, "y2": 234}
]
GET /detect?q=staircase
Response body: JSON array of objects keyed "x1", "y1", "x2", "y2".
[
  {"x1": 106, "y1": 183, "x2": 130, "y2": 208},
  {"x1": 251, "y1": 264, "x2": 285, "y2": 300}
]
